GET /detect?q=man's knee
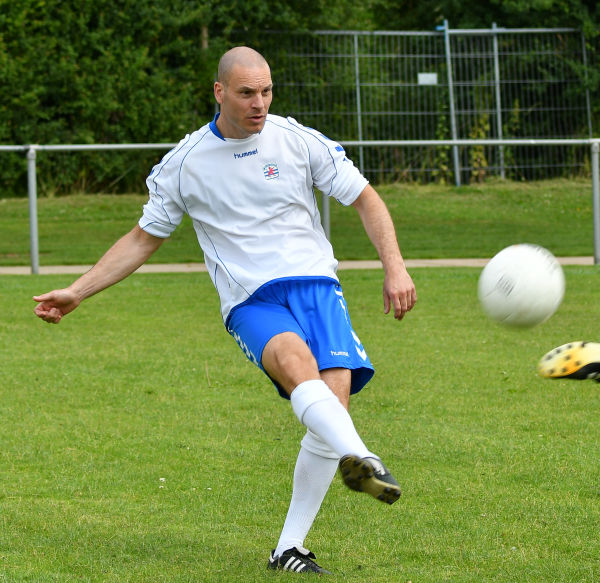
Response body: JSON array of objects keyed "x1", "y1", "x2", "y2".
[
  {"x1": 320, "y1": 367, "x2": 351, "y2": 409},
  {"x1": 262, "y1": 332, "x2": 320, "y2": 394}
]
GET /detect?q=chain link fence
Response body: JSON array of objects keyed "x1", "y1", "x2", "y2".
[{"x1": 243, "y1": 26, "x2": 593, "y2": 185}]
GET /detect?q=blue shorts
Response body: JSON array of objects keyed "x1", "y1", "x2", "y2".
[{"x1": 226, "y1": 276, "x2": 374, "y2": 399}]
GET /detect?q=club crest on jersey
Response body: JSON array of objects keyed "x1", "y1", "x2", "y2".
[{"x1": 263, "y1": 163, "x2": 279, "y2": 180}]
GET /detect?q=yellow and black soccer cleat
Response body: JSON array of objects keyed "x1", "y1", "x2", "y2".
[{"x1": 538, "y1": 341, "x2": 600, "y2": 381}]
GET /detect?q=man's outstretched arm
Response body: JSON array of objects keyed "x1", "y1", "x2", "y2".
[
  {"x1": 351, "y1": 184, "x2": 417, "y2": 320},
  {"x1": 33, "y1": 225, "x2": 164, "y2": 323}
]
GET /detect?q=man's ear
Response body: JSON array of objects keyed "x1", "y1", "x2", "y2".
[{"x1": 214, "y1": 81, "x2": 224, "y2": 105}]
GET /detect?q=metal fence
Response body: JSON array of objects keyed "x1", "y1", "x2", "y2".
[
  {"x1": 245, "y1": 25, "x2": 593, "y2": 185},
  {"x1": 3, "y1": 138, "x2": 600, "y2": 274},
  {"x1": 2, "y1": 26, "x2": 599, "y2": 272}
]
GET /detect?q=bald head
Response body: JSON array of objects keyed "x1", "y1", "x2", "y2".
[
  {"x1": 217, "y1": 47, "x2": 270, "y2": 85},
  {"x1": 213, "y1": 46, "x2": 273, "y2": 139}
]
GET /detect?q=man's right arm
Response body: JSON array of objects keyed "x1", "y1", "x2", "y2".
[{"x1": 33, "y1": 225, "x2": 164, "y2": 324}]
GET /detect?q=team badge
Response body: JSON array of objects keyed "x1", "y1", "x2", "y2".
[{"x1": 263, "y1": 163, "x2": 279, "y2": 180}]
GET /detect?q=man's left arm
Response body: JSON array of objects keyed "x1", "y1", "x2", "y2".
[{"x1": 351, "y1": 184, "x2": 417, "y2": 320}]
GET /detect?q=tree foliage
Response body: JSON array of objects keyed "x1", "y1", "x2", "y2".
[
  {"x1": 0, "y1": 0, "x2": 219, "y2": 194},
  {"x1": 369, "y1": 0, "x2": 600, "y2": 34},
  {"x1": 0, "y1": 0, "x2": 598, "y2": 195}
]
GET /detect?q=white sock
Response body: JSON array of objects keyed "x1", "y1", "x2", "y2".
[
  {"x1": 290, "y1": 379, "x2": 374, "y2": 459},
  {"x1": 274, "y1": 441, "x2": 338, "y2": 557}
]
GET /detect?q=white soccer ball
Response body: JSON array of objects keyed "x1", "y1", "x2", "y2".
[{"x1": 477, "y1": 244, "x2": 565, "y2": 328}]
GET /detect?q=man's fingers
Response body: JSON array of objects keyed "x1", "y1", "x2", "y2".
[
  {"x1": 33, "y1": 293, "x2": 53, "y2": 303},
  {"x1": 384, "y1": 291, "x2": 404, "y2": 319},
  {"x1": 47, "y1": 308, "x2": 63, "y2": 323},
  {"x1": 34, "y1": 303, "x2": 63, "y2": 323},
  {"x1": 403, "y1": 290, "x2": 417, "y2": 314},
  {"x1": 393, "y1": 295, "x2": 407, "y2": 320},
  {"x1": 383, "y1": 294, "x2": 391, "y2": 315},
  {"x1": 387, "y1": 289, "x2": 417, "y2": 320}
]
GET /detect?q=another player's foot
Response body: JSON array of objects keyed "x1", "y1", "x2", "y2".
[
  {"x1": 339, "y1": 455, "x2": 401, "y2": 504},
  {"x1": 267, "y1": 547, "x2": 332, "y2": 574},
  {"x1": 538, "y1": 341, "x2": 600, "y2": 381}
]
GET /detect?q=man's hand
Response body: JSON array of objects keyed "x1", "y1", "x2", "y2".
[
  {"x1": 32, "y1": 225, "x2": 164, "y2": 325},
  {"x1": 33, "y1": 288, "x2": 81, "y2": 324},
  {"x1": 383, "y1": 267, "x2": 417, "y2": 320}
]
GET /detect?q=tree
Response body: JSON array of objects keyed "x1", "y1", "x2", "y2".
[
  {"x1": 0, "y1": 0, "x2": 597, "y2": 195},
  {"x1": 368, "y1": 0, "x2": 600, "y2": 34}
]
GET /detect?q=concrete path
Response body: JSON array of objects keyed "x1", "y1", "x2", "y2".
[{"x1": 0, "y1": 257, "x2": 594, "y2": 275}]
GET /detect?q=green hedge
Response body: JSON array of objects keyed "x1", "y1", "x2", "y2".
[
  {"x1": 1, "y1": 1, "x2": 598, "y2": 196},
  {"x1": 0, "y1": 0, "x2": 371, "y2": 196},
  {"x1": 0, "y1": 0, "x2": 222, "y2": 196}
]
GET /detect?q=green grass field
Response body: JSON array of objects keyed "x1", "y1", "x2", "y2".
[
  {"x1": 2, "y1": 181, "x2": 600, "y2": 581},
  {"x1": 0, "y1": 178, "x2": 595, "y2": 266}
]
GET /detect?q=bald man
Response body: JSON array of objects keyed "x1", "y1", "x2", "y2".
[{"x1": 34, "y1": 46, "x2": 416, "y2": 575}]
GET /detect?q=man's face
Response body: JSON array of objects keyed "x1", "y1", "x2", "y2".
[{"x1": 214, "y1": 64, "x2": 273, "y2": 139}]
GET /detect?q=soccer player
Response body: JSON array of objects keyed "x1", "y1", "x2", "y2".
[{"x1": 33, "y1": 46, "x2": 417, "y2": 574}]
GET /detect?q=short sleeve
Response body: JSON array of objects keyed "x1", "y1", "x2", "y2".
[
  {"x1": 139, "y1": 146, "x2": 187, "y2": 238},
  {"x1": 286, "y1": 117, "x2": 368, "y2": 206}
]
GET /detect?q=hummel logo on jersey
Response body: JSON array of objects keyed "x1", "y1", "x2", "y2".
[
  {"x1": 263, "y1": 163, "x2": 279, "y2": 180},
  {"x1": 233, "y1": 148, "x2": 258, "y2": 159}
]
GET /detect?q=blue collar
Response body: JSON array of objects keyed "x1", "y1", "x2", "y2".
[{"x1": 209, "y1": 113, "x2": 226, "y2": 141}]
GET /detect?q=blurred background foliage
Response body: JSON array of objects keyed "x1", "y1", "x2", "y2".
[{"x1": 0, "y1": 0, "x2": 598, "y2": 196}]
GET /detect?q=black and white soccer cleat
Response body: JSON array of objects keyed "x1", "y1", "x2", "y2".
[{"x1": 267, "y1": 547, "x2": 332, "y2": 575}]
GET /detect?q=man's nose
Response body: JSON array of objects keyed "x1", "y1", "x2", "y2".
[{"x1": 251, "y1": 94, "x2": 264, "y2": 109}]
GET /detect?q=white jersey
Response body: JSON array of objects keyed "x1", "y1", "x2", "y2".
[{"x1": 140, "y1": 113, "x2": 368, "y2": 321}]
